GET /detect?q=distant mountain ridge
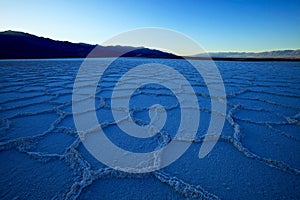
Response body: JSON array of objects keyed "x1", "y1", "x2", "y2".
[
  {"x1": 194, "y1": 50, "x2": 300, "y2": 59},
  {"x1": 1, "y1": 30, "x2": 299, "y2": 60},
  {"x1": 0, "y1": 30, "x2": 179, "y2": 59}
]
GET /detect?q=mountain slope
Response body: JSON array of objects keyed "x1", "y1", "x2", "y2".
[{"x1": 0, "y1": 30, "x2": 179, "y2": 59}]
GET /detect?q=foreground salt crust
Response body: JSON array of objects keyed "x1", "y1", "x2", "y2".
[{"x1": 0, "y1": 58, "x2": 299, "y2": 199}]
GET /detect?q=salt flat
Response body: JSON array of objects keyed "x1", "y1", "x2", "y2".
[{"x1": 0, "y1": 58, "x2": 299, "y2": 199}]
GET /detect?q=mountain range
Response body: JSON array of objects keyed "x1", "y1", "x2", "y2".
[
  {"x1": 0, "y1": 30, "x2": 179, "y2": 59},
  {"x1": 194, "y1": 50, "x2": 300, "y2": 59},
  {"x1": 0, "y1": 30, "x2": 299, "y2": 60}
]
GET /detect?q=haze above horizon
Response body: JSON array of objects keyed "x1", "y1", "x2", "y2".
[{"x1": 1, "y1": 0, "x2": 300, "y2": 55}]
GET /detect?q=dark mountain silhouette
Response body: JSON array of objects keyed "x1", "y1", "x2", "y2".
[{"x1": 0, "y1": 30, "x2": 179, "y2": 59}]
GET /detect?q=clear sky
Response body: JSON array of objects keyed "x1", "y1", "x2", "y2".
[{"x1": 1, "y1": 0, "x2": 300, "y2": 53}]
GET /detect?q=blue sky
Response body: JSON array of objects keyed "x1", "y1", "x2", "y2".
[{"x1": 1, "y1": 0, "x2": 300, "y2": 53}]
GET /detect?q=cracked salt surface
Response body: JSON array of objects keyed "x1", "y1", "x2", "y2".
[{"x1": 0, "y1": 58, "x2": 299, "y2": 199}]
